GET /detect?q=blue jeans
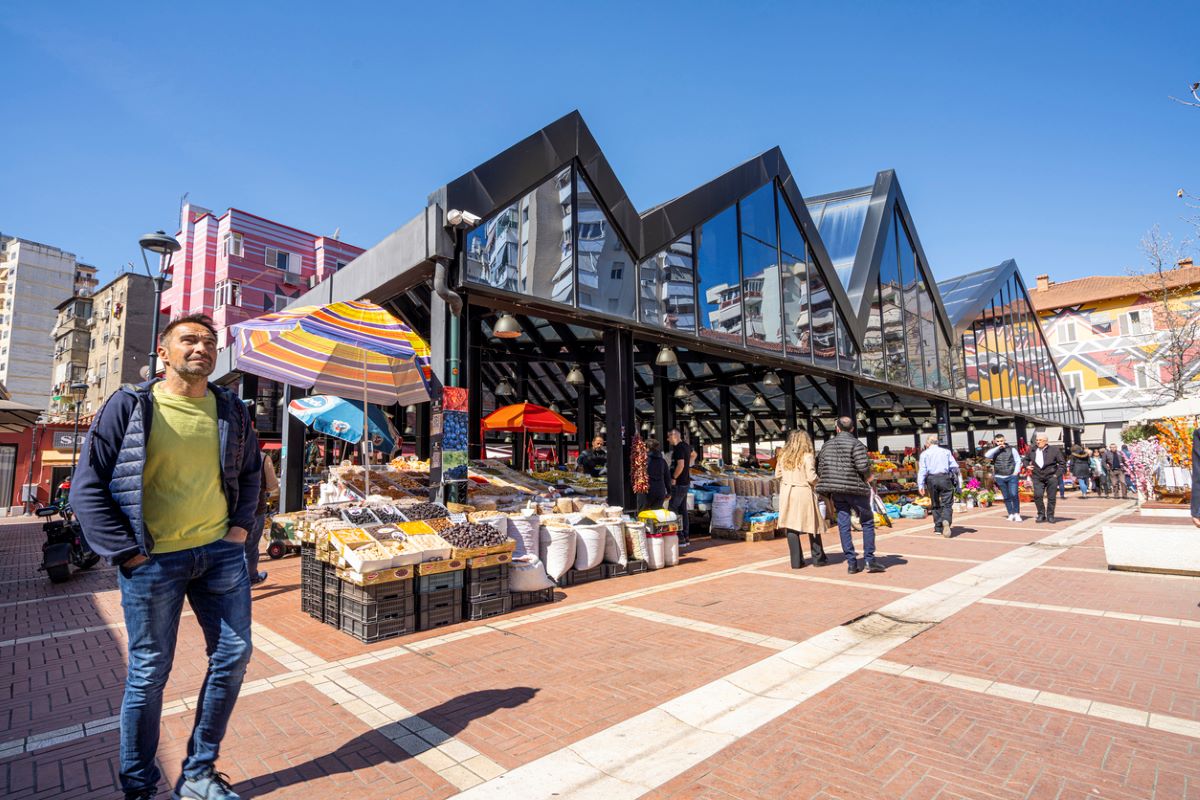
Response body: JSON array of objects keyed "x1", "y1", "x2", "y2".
[
  {"x1": 994, "y1": 474, "x2": 1020, "y2": 515},
  {"x1": 118, "y1": 537, "x2": 253, "y2": 794},
  {"x1": 831, "y1": 493, "x2": 875, "y2": 563},
  {"x1": 1076, "y1": 475, "x2": 1090, "y2": 496}
]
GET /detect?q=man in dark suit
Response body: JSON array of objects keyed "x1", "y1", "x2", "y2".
[{"x1": 1022, "y1": 433, "x2": 1066, "y2": 523}]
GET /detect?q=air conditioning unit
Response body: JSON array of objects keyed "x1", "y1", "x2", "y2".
[{"x1": 86, "y1": 317, "x2": 95, "y2": 326}]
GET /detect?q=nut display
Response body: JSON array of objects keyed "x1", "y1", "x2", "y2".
[
  {"x1": 371, "y1": 506, "x2": 406, "y2": 524},
  {"x1": 439, "y1": 522, "x2": 508, "y2": 549},
  {"x1": 401, "y1": 502, "x2": 451, "y2": 520},
  {"x1": 341, "y1": 506, "x2": 378, "y2": 526},
  {"x1": 425, "y1": 517, "x2": 452, "y2": 531}
]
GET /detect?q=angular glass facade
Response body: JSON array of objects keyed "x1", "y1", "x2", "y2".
[
  {"x1": 696, "y1": 205, "x2": 741, "y2": 345},
  {"x1": 807, "y1": 192, "x2": 870, "y2": 289},
  {"x1": 638, "y1": 234, "x2": 695, "y2": 333},
  {"x1": 739, "y1": 183, "x2": 782, "y2": 352},
  {"x1": 576, "y1": 171, "x2": 635, "y2": 318}
]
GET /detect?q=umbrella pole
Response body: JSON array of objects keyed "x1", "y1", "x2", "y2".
[{"x1": 362, "y1": 352, "x2": 371, "y2": 497}]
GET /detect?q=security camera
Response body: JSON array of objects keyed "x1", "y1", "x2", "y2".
[{"x1": 446, "y1": 209, "x2": 482, "y2": 228}]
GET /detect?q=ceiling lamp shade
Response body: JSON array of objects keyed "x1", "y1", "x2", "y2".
[
  {"x1": 565, "y1": 365, "x2": 586, "y2": 385},
  {"x1": 492, "y1": 313, "x2": 523, "y2": 339},
  {"x1": 549, "y1": 402, "x2": 560, "y2": 413},
  {"x1": 891, "y1": 412, "x2": 902, "y2": 424},
  {"x1": 763, "y1": 370, "x2": 781, "y2": 387},
  {"x1": 987, "y1": 416, "x2": 998, "y2": 426},
  {"x1": 968, "y1": 423, "x2": 977, "y2": 432},
  {"x1": 674, "y1": 385, "x2": 690, "y2": 399},
  {"x1": 962, "y1": 409, "x2": 972, "y2": 420},
  {"x1": 495, "y1": 378, "x2": 514, "y2": 395},
  {"x1": 752, "y1": 394, "x2": 767, "y2": 409},
  {"x1": 683, "y1": 401, "x2": 695, "y2": 414},
  {"x1": 655, "y1": 345, "x2": 677, "y2": 366},
  {"x1": 743, "y1": 411, "x2": 753, "y2": 423}
]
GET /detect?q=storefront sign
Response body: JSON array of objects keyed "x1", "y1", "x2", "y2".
[{"x1": 53, "y1": 432, "x2": 86, "y2": 450}]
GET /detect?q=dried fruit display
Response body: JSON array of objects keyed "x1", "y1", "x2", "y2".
[
  {"x1": 439, "y1": 522, "x2": 508, "y2": 549},
  {"x1": 402, "y1": 502, "x2": 451, "y2": 520}
]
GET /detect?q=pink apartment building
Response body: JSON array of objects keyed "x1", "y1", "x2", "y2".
[{"x1": 162, "y1": 202, "x2": 365, "y2": 346}]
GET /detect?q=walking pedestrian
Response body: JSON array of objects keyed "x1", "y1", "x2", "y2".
[
  {"x1": 70, "y1": 314, "x2": 261, "y2": 800},
  {"x1": 666, "y1": 429, "x2": 692, "y2": 547},
  {"x1": 775, "y1": 430, "x2": 827, "y2": 568},
  {"x1": 815, "y1": 416, "x2": 885, "y2": 574},
  {"x1": 642, "y1": 438, "x2": 669, "y2": 511},
  {"x1": 1023, "y1": 434, "x2": 1066, "y2": 523},
  {"x1": 1121, "y1": 443, "x2": 1135, "y2": 494},
  {"x1": 1104, "y1": 443, "x2": 1128, "y2": 500},
  {"x1": 1069, "y1": 445, "x2": 1092, "y2": 498},
  {"x1": 985, "y1": 433, "x2": 1023, "y2": 522},
  {"x1": 1090, "y1": 447, "x2": 1109, "y2": 498},
  {"x1": 917, "y1": 434, "x2": 961, "y2": 537},
  {"x1": 245, "y1": 445, "x2": 279, "y2": 586}
]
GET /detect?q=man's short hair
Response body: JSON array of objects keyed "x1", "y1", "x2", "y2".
[
  {"x1": 926, "y1": 434, "x2": 940, "y2": 447},
  {"x1": 836, "y1": 416, "x2": 854, "y2": 432},
  {"x1": 160, "y1": 313, "x2": 217, "y2": 343},
  {"x1": 667, "y1": 427, "x2": 682, "y2": 438}
]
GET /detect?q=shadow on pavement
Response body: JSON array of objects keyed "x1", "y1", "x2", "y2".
[{"x1": 236, "y1": 686, "x2": 539, "y2": 797}]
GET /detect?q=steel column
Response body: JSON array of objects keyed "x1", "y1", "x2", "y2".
[
  {"x1": 719, "y1": 387, "x2": 732, "y2": 465},
  {"x1": 604, "y1": 328, "x2": 635, "y2": 509},
  {"x1": 834, "y1": 376, "x2": 855, "y2": 422},
  {"x1": 935, "y1": 400, "x2": 952, "y2": 448},
  {"x1": 279, "y1": 384, "x2": 307, "y2": 512},
  {"x1": 782, "y1": 373, "x2": 797, "y2": 432},
  {"x1": 464, "y1": 306, "x2": 483, "y2": 460},
  {"x1": 1015, "y1": 418, "x2": 1029, "y2": 448}
]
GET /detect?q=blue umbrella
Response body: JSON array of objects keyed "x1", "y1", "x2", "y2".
[{"x1": 287, "y1": 395, "x2": 399, "y2": 454}]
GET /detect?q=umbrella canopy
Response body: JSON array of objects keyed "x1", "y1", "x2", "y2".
[
  {"x1": 288, "y1": 395, "x2": 399, "y2": 453},
  {"x1": 0, "y1": 400, "x2": 43, "y2": 433},
  {"x1": 1129, "y1": 396, "x2": 1200, "y2": 423},
  {"x1": 483, "y1": 402, "x2": 577, "y2": 435},
  {"x1": 231, "y1": 300, "x2": 432, "y2": 406}
]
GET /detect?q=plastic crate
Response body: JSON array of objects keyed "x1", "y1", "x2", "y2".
[
  {"x1": 340, "y1": 593, "x2": 416, "y2": 624},
  {"x1": 510, "y1": 587, "x2": 555, "y2": 608},
  {"x1": 418, "y1": 593, "x2": 464, "y2": 631},
  {"x1": 323, "y1": 569, "x2": 341, "y2": 594},
  {"x1": 417, "y1": 569, "x2": 465, "y2": 594},
  {"x1": 466, "y1": 574, "x2": 510, "y2": 602},
  {"x1": 557, "y1": 565, "x2": 604, "y2": 588},
  {"x1": 466, "y1": 595, "x2": 513, "y2": 621},
  {"x1": 340, "y1": 578, "x2": 413, "y2": 604},
  {"x1": 341, "y1": 613, "x2": 416, "y2": 643},
  {"x1": 626, "y1": 559, "x2": 648, "y2": 574},
  {"x1": 602, "y1": 562, "x2": 627, "y2": 578},
  {"x1": 466, "y1": 563, "x2": 510, "y2": 584}
]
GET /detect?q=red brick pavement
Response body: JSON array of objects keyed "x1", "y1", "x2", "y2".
[
  {"x1": 760, "y1": 553, "x2": 974, "y2": 591},
  {"x1": 992, "y1": 568, "x2": 1200, "y2": 622},
  {"x1": 348, "y1": 608, "x2": 771, "y2": 769},
  {"x1": 642, "y1": 669, "x2": 1200, "y2": 800},
  {"x1": 890, "y1": 603, "x2": 1200, "y2": 720}
]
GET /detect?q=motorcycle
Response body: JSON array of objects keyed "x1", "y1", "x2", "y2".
[{"x1": 37, "y1": 499, "x2": 100, "y2": 583}]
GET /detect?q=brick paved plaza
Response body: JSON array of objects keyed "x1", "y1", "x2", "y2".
[{"x1": 5, "y1": 496, "x2": 1200, "y2": 799}]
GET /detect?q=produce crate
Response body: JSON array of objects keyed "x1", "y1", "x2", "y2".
[
  {"x1": 417, "y1": 569, "x2": 465, "y2": 594},
  {"x1": 557, "y1": 565, "x2": 604, "y2": 588},
  {"x1": 341, "y1": 613, "x2": 416, "y2": 643},
  {"x1": 466, "y1": 563, "x2": 509, "y2": 583},
  {"x1": 340, "y1": 593, "x2": 416, "y2": 624},
  {"x1": 602, "y1": 562, "x2": 627, "y2": 578},
  {"x1": 645, "y1": 520, "x2": 681, "y2": 537},
  {"x1": 466, "y1": 573, "x2": 509, "y2": 602},
  {"x1": 323, "y1": 582, "x2": 341, "y2": 626},
  {"x1": 466, "y1": 551, "x2": 513, "y2": 569},
  {"x1": 466, "y1": 595, "x2": 512, "y2": 621},
  {"x1": 450, "y1": 539, "x2": 516, "y2": 561},
  {"x1": 340, "y1": 578, "x2": 413, "y2": 604},
  {"x1": 418, "y1": 589, "x2": 464, "y2": 630},
  {"x1": 418, "y1": 557, "x2": 466, "y2": 576},
  {"x1": 626, "y1": 559, "x2": 648, "y2": 574},
  {"x1": 510, "y1": 587, "x2": 555, "y2": 608}
]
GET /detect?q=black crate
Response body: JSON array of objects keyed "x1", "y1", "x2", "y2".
[
  {"x1": 417, "y1": 570, "x2": 464, "y2": 594},
  {"x1": 626, "y1": 559, "x2": 648, "y2": 574},
  {"x1": 340, "y1": 593, "x2": 416, "y2": 624},
  {"x1": 418, "y1": 587, "x2": 461, "y2": 614},
  {"x1": 466, "y1": 595, "x2": 512, "y2": 621},
  {"x1": 341, "y1": 613, "x2": 416, "y2": 643},
  {"x1": 510, "y1": 587, "x2": 555, "y2": 608},
  {"x1": 418, "y1": 599, "x2": 464, "y2": 631},
  {"x1": 322, "y1": 577, "x2": 342, "y2": 625},
  {"x1": 466, "y1": 574, "x2": 510, "y2": 602},
  {"x1": 557, "y1": 565, "x2": 605, "y2": 588},
  {"x1": 340, "y1": 578, "x2": 413, "y2": 604},
  {"x1": 602, "y1": 562, "x2": 626, "y2": 578},
  {"x1": 323, "y1": 569, "x2": 341, "y2": 594},
  {"x1": 466, "y1": 563, "x2": 510, "y2": 584}
]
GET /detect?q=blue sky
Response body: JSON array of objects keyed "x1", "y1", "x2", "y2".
[{"x1": 1, "y1": 1, "x2": 1195, "y2": 288}]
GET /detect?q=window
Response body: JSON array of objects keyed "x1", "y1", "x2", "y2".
[
  {"x1": 335, "y1": 260, "x2": 348, "y2": 271},
  {"x1": 578, "y1": 221, "x2": 605, "y2": 240},
  {"x1": 264, "y1": 247, "x2": 291, "y2": 271},
  {"x1": 215, "y1": 280, "x2": 241, "y2": 307},
  {"x1": 1063, "y1": 371, "x2": 1083, "y2": 395},
  {"x1": 223, "y1": 232, "x2": 244, "y2": 257},
  {"x1": 610, "y1": 263, "x2": 624, "y2": 280},
  {"x1": 1133, "y1": 363, "x2": 1154, "y2": 389},
  {"x1": 1120, "y1": 310, "x2": 1150, "y2": 336},
  {"x1": 274, "y1": 291, "x2": 291, "y2": 312},
  {"x1": 1059, "y1": 321, "x2": 1076, "y2": 344},
  {"x1": 98, "y1": 363, "x2": 108, "y2": 381}
]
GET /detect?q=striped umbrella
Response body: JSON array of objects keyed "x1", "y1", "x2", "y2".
[{"x1": 231, "y1": 300, "x2": 432, "y2": 406}]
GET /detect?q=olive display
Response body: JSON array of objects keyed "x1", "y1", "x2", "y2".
[
  {"x1": 401, "y1": 502, "x2": 451, "y2": 520},
  {"x1": 440, "y1": 522, "x2": 508, "y2": 549},
  {"x1": 372, "y1": 507, "x2": 406, "y2": 524},
  {"x1": 341, "y1": 506, "x2": 377, "y2": 526}
]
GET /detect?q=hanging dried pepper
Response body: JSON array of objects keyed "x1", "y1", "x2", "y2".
[{"x1": 631, "y1": 432, "x2": 649, "y2": 494}]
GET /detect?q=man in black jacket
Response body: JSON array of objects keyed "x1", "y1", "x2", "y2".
[
  {"x1": 1104, "y1": 443, "x2": 1128, "y2": 500},
  {"x1": 815, "y1": 416, "x2": 885, "y2": 574},
  {"x1": 1022, "y1": 433, "x2": 1066, "y2": 523}
]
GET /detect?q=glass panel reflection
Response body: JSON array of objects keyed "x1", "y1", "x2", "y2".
[
  {"x1": 464, "y1": 166, "x2": 573, "y2": 304},
  {"x1": 810, "y1": 267, "x2": 837, "y2": 369},
  {"x1": 696, "y1": 206, "x2": 742, "y2": 345},
  {"x1": 638, "y1": 234, "x2": 696, "y2": 333},
  {"x1": 878, "y1": 218, "x2": 907, "y2": 385},
  {"x1": 739, "y1": 184, "x2": 782, "y2": 352},
  {"x1": 780, "y1": 192, "x2": 812, "y2": 363},
  {"x1": 835, "y1": 312, "x2": 860, "y2": 373},
  {"x1": 812, "y1": 193, "x2": 869, "y2": 289},
  {"x1": 576, "y1": 172, "x2": 634, "y2": 318},
  {"x1": 897, "y1": 219, "x2": 924, "y2": 388}
]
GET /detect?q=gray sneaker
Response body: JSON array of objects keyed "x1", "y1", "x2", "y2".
[{"x1": 174, "y1": 769, "x2": 239, "y2": 800}]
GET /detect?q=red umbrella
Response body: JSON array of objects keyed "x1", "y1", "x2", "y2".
[{"x1": 482, "y1": 403, "x2": 576, "y2": 470}]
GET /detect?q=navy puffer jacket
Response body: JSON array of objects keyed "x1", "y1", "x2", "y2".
[{"x1": 70, "y1": 380, "x2": 261, "y2": 566}]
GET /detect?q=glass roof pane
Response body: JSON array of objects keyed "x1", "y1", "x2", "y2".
[
  {"x1": 812, "y1": 194, "x2": 869, "y2": 289},
  {"x1": 936, "y1": 263, "x2": 1009, "y2": 327}
]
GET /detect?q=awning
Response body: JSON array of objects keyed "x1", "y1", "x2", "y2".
[
  {"x1": 261, "y1": 441, "x2": 282, "y2": 451},
  {"x1": 1081, "y1": 423, "x2": 1107, "y2": 445}
]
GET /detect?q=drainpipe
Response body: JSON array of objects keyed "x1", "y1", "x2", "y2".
[{"x1": 432, "y1": 242, "x2": 464, "y2": 387}]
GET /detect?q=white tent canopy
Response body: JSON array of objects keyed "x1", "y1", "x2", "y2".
[{"x1": 1129, "y1": 396, "x2": 1200, "y2": 423}]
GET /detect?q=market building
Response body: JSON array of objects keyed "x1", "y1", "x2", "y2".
[
  {"x1": 1027, "y1": 259, "x2": 1200, "y2": 445},
  {"x1": 214, "y1": 112, "x2": 1084, "y2": 511}
]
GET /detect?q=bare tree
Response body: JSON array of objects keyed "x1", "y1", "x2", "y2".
[{"x1": 1127, "y1": 227, "x2": 1200, "y2": 403}]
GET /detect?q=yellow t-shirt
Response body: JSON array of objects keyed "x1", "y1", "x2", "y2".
[{"x1": 143, "y1": 383, "x2": 229, "y2": 553}]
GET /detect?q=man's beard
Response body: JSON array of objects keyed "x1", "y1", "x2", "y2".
[{"x1": 174, "y1": 359, "x2": 213, "y2": 379}]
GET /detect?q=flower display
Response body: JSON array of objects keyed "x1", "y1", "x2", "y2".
[{"x1": 1125, "y1": 438, "x2": 1165, "y2": 500}]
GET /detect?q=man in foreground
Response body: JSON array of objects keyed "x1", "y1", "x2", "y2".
[
  {"x1": 1023, "y1": 433, "x2": 1065, "y2": 523},
  {"x1": 816, "y1": 416, "x2": 885, "y2": 574},
  {"x1": 72, "y1": 314, "x2": 261, "y2": 800},
  {"x1": 918, "y1": 433, "x2": 962, "y2": 537}
]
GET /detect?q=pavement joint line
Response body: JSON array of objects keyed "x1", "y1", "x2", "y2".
[
  {"x1": 864, "y1": 658, "x2": 1199, "y2": 735},
  {"x1": 1034, "y1": 564, "x2": 1200, "y2": 581},
  {"x1": 448, "y1": 501, "x2": 1134, "y2": 800},
  {"x1": 0, "y1": 588, "x2": 118, "y2": 608},
  {"x1": 745, "y1": 568, "x2": 916, "y2": 594},
  {"x1": 870, "y1": 554, "x2": 985, "y2": 565},
  {"x1": 598, "y1": 603, "x2": 799, "y2": 651},
  {"x1": 977, "y1": 597, "x2": 1200, "y2": 627}
]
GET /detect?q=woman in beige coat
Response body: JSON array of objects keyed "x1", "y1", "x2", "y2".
[{"x1": 775, "y1": 430, "x2": 828, "y2": 569}]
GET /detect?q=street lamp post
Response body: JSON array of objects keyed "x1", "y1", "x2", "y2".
[
  {"x1": 69, "y1": 381, "x2": 89, "y2": 474},
  {"x1": 138, "y1": 230, "x2": 181, "y2": 378}
]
